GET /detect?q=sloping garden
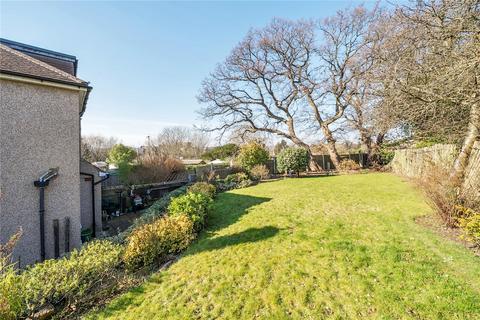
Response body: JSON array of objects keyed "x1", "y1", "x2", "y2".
[{"x1": 86, "y1": 174, "x2": 480, "y2": 319}]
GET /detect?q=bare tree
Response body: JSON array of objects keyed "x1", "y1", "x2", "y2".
[
  {"x1": 81, "y1": 135, "x2": 118, "y2": 162},
  {"x1": 298, "y1": 6, "x2": 383, "y2": 167},
  {"x1": 150, "y1": 127, "x2": 209, "y2": 159},
  {"x1": 198, "y1": 19, "x2": 322, "y2": 170},
  {"x1": 374, "y1": 0, "x2": 479, "y2": 182}
]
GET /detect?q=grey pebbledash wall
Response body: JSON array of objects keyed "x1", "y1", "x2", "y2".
[{"x1": 0, "y1": 79, "x2": 82, "y2": 267}]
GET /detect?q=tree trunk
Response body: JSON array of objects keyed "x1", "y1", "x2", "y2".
[
  {"x1": 359, "y1": 131, "x2": 373, "y2": 167},
  {"x1": 321, "y1": 126, "x2": 341, "y2": 169},
  {"x1": 451, "y1": 101, "x2": 480, "y2": 184},
  {"x1": 306, "y1": 148, "x2": 321, "y2": 172}
]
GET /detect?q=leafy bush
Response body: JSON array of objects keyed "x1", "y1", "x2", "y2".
[
  {"x1": 249, "y1": 164, "x2": 270, "y2": 181},
  {"x1": 168, "y1": 192, "x2": 213, "y2": 231},
  {"x1": 379, "y1": 147, "x2": 395, "y2": 165},
  {"x1": 215, "y1": 173, "x2": 255, "y2": 191},
  {"x1": 106, "y1": 144, "x2": 137, "y2": 165},
  {"x1": 456, "y1": 206, "x2": 480, "y2": 245},
  {"x1": 123, "y1": 214, "x2": 194, "y2": 270},
  {"x1": 225, "y1": 172, "x2": 249, "y2": 183},
  {"x1": 277, "y1": 147, "x2": 308, "y2": 175},
  {"x1": 187, "y1": 182, "x2": 216, "y2": 198},
  {"x1": 237, "y1": 142, "x2": 269, "y2": 171},
  {"x1": 136, "y1": 186, "x2": 188, "y2": 224},
  {"x1": 0, "y1": 240, "x2": 123, "y2": 318},
  {"x1": 337, "y1": 159, "x2": 361, "y2": 171},
  {"x1": 0, "y1": 229, "x2": 23, "y2": 320}
]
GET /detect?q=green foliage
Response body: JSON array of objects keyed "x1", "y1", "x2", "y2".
[
  {"x1": 215, "y1": 173, "x2": 255, "y2": 191},
  {"x1": 123, "y1": 215, "x2": 194, "y2": 270},
  {"x1": 237, "y1": 142, "x2": 269, "y2": 171},
  {"x1": 202, "y1": 144, "x2": 239, "y2": 160},
  {"x1": 379, "y1": 147, "x2": 395, "y2": 164},
  {"x1": 456, "y1": 206, "x2": 480, "y2": 245},
  {"x1": 1, "y1": 240, "x2": 122, "y2": 318},
  {"x1": 249, "y1": 164, "x2": 270, "y2": 181},
  {"x1": 276, "y1": 147, "x2": 308, "y2": 174},
  {"x1": 107, "y1": 144, "x2": 137, "y2": 165},
  {"x1": 168, "y1": 192, "x2": 213, "y2": 231},
  {"x1": 117, "y1": 161, "x2": 134, "y2": 184},
  {"x1": 187, "y1": 182, "x2": 216, "y2": 198},
  {"x1": 337, "y1": 159, "x2": 361, "y2": 171},
  {"x1": 225, "y1": 172, "x2": 249, "y2": 183},
  {"x1": 0, "y1": 230, "x2": 23, "y2": 320}
]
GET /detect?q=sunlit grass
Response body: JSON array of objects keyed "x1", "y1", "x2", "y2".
[{"x1": 87, "y1": 173, "x2": 480, "y2": 319}]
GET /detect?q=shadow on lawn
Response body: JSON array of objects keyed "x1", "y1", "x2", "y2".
[
  {"x1": 205, "y1": 192, "x2": 272, "y2": 232},
  {"x1": 185, "y1": 192, "x2": 275, "y2": 254},
  {"x1": 187, "y1": 226, "x2": 280, "y2": 255}
]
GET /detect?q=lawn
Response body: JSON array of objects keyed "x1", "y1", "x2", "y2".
[{"x1": 88, "y1": 173, "x2": 480, "y2": 319}]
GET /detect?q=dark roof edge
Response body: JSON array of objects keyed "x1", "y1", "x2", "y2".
[
  {"x1": 0, "y1": 38, "x2": 77, "y2": 62},
  {"x1": 0, "y1": 69, "x2": 90, "y2": 88}
]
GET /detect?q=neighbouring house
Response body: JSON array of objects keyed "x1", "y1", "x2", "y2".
[{"x1": 0, "y1": 38, "x2": 101, "y2": 267}]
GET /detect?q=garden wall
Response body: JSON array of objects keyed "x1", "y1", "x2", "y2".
[{"x1": 390, "y1": 142, "x2": 480, "y2": 205}]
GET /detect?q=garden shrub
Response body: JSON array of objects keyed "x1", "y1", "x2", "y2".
[
  {"x1": 225, "y1": 172, "x2": 249, "y2": 183},
  {"x1": 0, "y1": 229, "x2": 23, "y2": 320},
  {"x1": 237, "y1": 141, "x2": 269, "y2": 171},
  {"x1": 123, "y1": 214, "x2": 194, "y2": 270},
  {"x1": 277, "y1": 147, "x2": 308, "y2": 175},
  {"x1": 337, "y1": 159, "x2": 361, "y2": 171},
  {"x1": 2, "y1": 240, "x2": 123, "y2": 318},
  {"x1": 456, "y1": 206, "x2": 480, "y2": 245},
  {"x1": 249, "y1": 164, "x2": 270, "y2": 181},
  {"x1": 168, "y1": 192, "x2": 213, "y2": 231},
  {"x1": 215, "y1": 172, "x2": 255, "y2": 191},
  {"x1": 187, "y1": 182, "x2": 216, "y2": 198}
]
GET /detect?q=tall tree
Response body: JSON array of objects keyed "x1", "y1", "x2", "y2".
[
  {"x1": 198, "y1": 19, "x2": 322, "y2": 170},
  {"x1": 300, "y1": 6, "x2": 382, "y2": 167},
  {"x1": 374, "y1": 0, "x2": 479, "y2": 182}
]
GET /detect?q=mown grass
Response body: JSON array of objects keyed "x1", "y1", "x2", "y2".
[{"x1": 87, "y1": 173, "x2": 480, "y2": 319}]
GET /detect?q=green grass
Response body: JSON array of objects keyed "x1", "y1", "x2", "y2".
[{"x1": 87, "y1": 173, "x2": 480, "y2": 319}]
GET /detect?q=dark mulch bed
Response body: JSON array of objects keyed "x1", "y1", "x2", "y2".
[{"x1": 416, "y1": 214, "x2": 480, "y2": 257}]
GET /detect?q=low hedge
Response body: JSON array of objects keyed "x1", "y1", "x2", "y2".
[
  {"x1": 0, "y1": 240, "x2": 123, "y2": 319},
  {"x1": 1, "y1": 179, "x2": 251, "y2": 319}
]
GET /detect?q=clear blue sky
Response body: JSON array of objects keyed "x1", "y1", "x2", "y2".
[{"x1": 1, "y1": 0, "x2": 377, "y2": 146}]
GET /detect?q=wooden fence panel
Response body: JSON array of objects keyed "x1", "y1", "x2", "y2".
[{"x1": 390, "y1": 143, "x2": 479, "y2": 205}]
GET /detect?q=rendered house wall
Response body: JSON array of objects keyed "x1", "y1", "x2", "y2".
[{"x1": 0, "y1": 79, "x2": 82, "y2": 267}]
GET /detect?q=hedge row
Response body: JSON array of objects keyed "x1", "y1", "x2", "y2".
[{"x1": 0, "y1": 177, "x2": 258, "y2": 319}]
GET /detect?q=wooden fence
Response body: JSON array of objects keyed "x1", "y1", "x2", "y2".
[
  {"x1": 266, "y1": 152, "x2": 368, "y2": 173},
  {"x1": 390, "y1": 143, "x2": 480, "y2": 205}
]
